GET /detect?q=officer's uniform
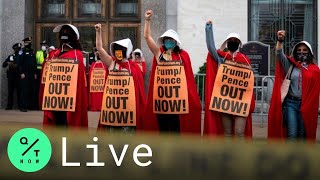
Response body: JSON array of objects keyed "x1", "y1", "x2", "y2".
[
  {"x1": 2, "y1": 43, "x2": 22, "y2": 110},
  {"x1": 17, "y1": 37, "x2": 37, "y2": 112}
]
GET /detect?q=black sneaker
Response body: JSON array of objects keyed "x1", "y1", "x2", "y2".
[{"x1": 5, "y1": 107, "x2": 12, "y2": 110}]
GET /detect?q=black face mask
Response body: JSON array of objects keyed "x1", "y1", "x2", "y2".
[
  {"x1": 14, "y1": 48, "x2": 20, "y2": 53},
  {"x1": 297, "y1": 53, "x2": 309, "y2": 62},
  {"x1": 227, "y1": 41, "x2": 239, "y2": 52},
  {"x1": 60, "y1": 32, "x2": 70, "y2": 43},
  {"x1": 135, "y1": 52, "x2": 141, "y2": 56},
  {"x1": 25, "y1": 43, "x2": 32, "y2": 49}
]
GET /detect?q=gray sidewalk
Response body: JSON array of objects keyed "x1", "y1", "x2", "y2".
[{"x1": 0, "y1": 109, "x2": 319, "y2": 140}]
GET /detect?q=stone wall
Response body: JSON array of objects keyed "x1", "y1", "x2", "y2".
[
  {"x1": 0, "y1": 0, "x2": 26, "y2": 108},
  {"x1": 141, "y1": 0, "x2": 167, "y2": 93},
  {"x1": 177, "y1": 0, "x2": 248, "y2": 73}
]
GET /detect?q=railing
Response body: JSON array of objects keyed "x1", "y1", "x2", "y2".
[
  {"x1": 194, "y1": 74, "x2": 206, "y2": 110},
  {"x1": 254, "y1": 76, "x2": 275, "y2": 127}
]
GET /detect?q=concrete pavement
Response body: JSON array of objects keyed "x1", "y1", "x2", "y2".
[{"x1": 0, "y1": 109, "x2": 319, "y2": 141}]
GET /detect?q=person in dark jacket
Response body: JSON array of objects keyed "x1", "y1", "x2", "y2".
[
  {"x1": 17, "y1": 37, "x2": 37, "y2": 112},
  {"x1": 2, "y1": 43, "x2": 22, "y2": 110}
]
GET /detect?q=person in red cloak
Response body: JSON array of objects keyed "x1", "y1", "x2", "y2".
[
  {"x1": 132, "y1": 48, "x2": 147, "y2": 77},
  {"x1": 88, "y1": 55, "x2": 107, "y2": 111},
  {"x1": 204, "y1": 21, "x2": 255, "y2": 138},
  {"x1": 268, "y1": 30, "x2": 320, "y2": 142},
  {"x1": 43, "y1": 24, "x2": 88, "y2": 128},
  {"x1": 95, "y1": 23, "x2": 145, "y2": 133},
  {"x1": 142, "y1": 10, "x2": 201, "y2": 135}
]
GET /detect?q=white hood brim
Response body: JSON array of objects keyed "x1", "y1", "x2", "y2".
[
  {"x1": 110, "y1": 38, "x2": 133, "y2": 59},
  {"x1": 157, "y1": 29, "x2": 181, "y2": 46},
  {"x1": 133, "y1": 48, "x2": 143, "y2": 57},
  {"x1": 291, "y1": 41, "x2": 314, "y2": 56},
  {"x1": 220, "y1": 33, "x2": 242, "y2": 50},
  {"x1": 53, "y1": 24, "x2": 80, "y2": 40}
]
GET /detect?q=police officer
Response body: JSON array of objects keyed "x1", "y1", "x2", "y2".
[
  {"x1": 17, "y1": 37, "x2": 37, "y2": 112},
  {"x1": 35, "y1": 40, "x2": 48, "y2": 110},
  {"x1": 2, "y1": 43, "x2": 22, "y2": 110}
]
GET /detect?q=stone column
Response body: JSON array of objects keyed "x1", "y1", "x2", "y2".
[
  {"x1": 0, "y1": 0, "x2": 26, "y2": 108},
  {"x1": 141, "y1": 0, "x2": 166, "y2": 93},
  {"x1": 166, "y1": 0, "x2": 177, "y2": 31}
]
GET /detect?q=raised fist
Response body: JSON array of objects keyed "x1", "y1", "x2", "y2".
[
  {"x1": 95, "y1": 24, "x2": 101, "y2": 31},
  {"x1": 277, "y1": 30, "x2": 286, "y2": 41},
  {"x1": 145, "y1": 10, "x2": 153, "y2": 19}
]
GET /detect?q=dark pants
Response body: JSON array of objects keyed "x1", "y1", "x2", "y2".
[
  {"x1": 6, "y1": 78, "x2": 19, "y2": 109},
  {"x1": 19, "y1": 76, "x2": 37, "y2": 110},
  {"x1": 19, "y1": 78, "x2": 29, "y2": 109},
  {"x1": 157, "y1": 114, "x2": 180, "y2": 133},
  {"x1": 53, "y1": 111, "x2": 68, "y2": 127}
]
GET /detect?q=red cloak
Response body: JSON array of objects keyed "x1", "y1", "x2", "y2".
[
  {"x1": 268, "y1": 56, "x2": 320, "y2": 142},
  {"x1": 141, "y1": 48, "x2": 202, "y2": 135},
  {"x1": 88, "y1": 61, "x2": 107, "y2": 111},
  {"x1": 98, "y1": 60, "x2": 146, "y2": 129},
  {"x1": 133, "y1": 60, "x2": 146, "y2": 77},
  {"x1": 43, "y1": 49, "x2": 88, "y2": 128},
  {"x1": 38, "y1": 50, "x2": 59, "y2": 109},
  {"x1": 204, "y1": 50, "x2": 255, "y2": 138}
]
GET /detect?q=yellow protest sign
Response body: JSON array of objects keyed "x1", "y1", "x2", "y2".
[
  {"x1": 100, "y1": 71, "x2": 136, "y2": 126},
  {"x1": 153, "y1": 60, "x2": 189, "y2": 114},
  {"x1": 42, "y1": 59, "x2": 79, "y2": 112},
  {"x1": 90, "y1": 68, "x2": 106, "y2": 92},
  {"x1": 209, "y1": 60, "x2": 254, "y2": 117},
  {"x1": 41, "y1": 61, "x2": 50, "y2": 84}
]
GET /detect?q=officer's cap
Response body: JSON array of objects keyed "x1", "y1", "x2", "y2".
[
  {"x1": 12, "y1": 43, "x2": 22, "y2": 49},
  {"x1": 22, "y1": 37, "x2": 32, "y2": 43}
]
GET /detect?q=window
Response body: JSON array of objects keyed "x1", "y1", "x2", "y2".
[
  {"x1": 249, "y1": 0, "x2": 317, "y2": 73},
  {"x1": 42, "y1": 27, "x2": 59, "y2": 48},
  {"x1": 36, "y1": 0, "x2": 141, "y2": 52},
  {"x1": 78, "y1": 27, "x2": 96, "y2": 51},
  {"x1": 110, "y1": 24, "x2": 140, "y2": 50},
  {"x1": 115, "y1": 0, "x2": 138, "y2": 17},
  {"x1": 41, "y1": 0, "x2": 66, "y2": 18},
  {"x1": 115, "y1": 27, "x2": 138, "y2": 48},
  {"x1": 77, "y1": 0, "x2": 102, "y2": 17}
]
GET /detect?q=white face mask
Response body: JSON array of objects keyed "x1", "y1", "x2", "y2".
[{"x1": 41, "y1": 46, "x2": 47, "y2": 51}]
